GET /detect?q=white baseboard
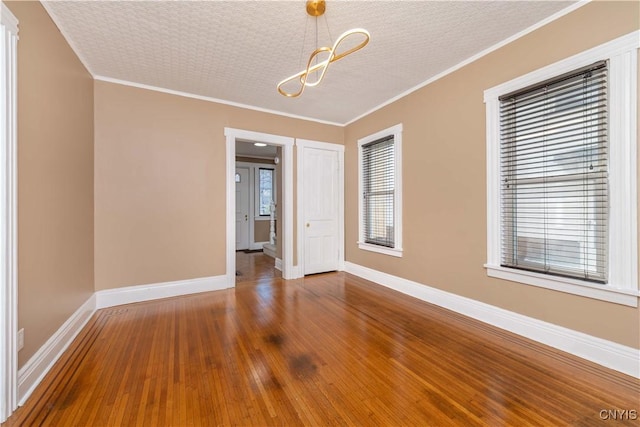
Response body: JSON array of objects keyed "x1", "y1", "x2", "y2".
[
  {"x1": 96, "y1": 275, "x2": 230, "y2": 309},
  {"x1": 345, "y1": 262, "x2": 640, "y2": 378},
  {"x1": 250, "y1": 241, "x2": 268, "y2": 251},
  {"x1": 275, "y1": 258, "x2": 282, "y2": 271},
  {"x1": 18, "y1": 294, "x2": 97, "y2": 405},
  {"x1": 284, "y1": 265, "x2": 303, "y2": 279},
  {"x1": 263, "y1": 244, "x2": 276, "y2": 259}
]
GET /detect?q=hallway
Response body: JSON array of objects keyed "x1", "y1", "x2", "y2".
[{"x1": 235, "y1": 250, "x2": 281, "y2": 284}]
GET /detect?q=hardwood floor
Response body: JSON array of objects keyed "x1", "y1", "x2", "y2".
[
  {"x1": 3, "y1": 268, "x2": 638, "y2": 426},
  {"x1": 235, "y1": 250, "x2": 281, "y2": 284}
]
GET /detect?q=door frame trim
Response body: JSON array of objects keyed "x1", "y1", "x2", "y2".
[
  {"x1": 225, "y1": 128, "x2": 295, "y2": 285},
  {"x1": 1, "y1": 3, "x2": 19, "y2": 422},
  {"x1": 234, "y1": 166, "x2": 251, "y2": 250},
  {"x1": 296, "y1": 139, "x2": 345, "y2": 276}
]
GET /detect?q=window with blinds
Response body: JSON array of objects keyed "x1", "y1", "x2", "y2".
[
  {"x1": 362, "y1": 135, "x2": 395, "y2": 248},
  {"x1": 499, "y1": 61, "x2": 608, "y2": 283}
]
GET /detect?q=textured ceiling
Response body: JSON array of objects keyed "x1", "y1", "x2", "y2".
[{"x1": 42, "y1": 0, "x2": 578, "y2": 125}]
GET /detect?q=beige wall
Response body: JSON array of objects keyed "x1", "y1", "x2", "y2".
[
  {"x1": 94, "y1": 81, "x2": 342, "y2": 290},
  {"x1": 254, "y1": 220, "x2": 271, "y2": 243},
  {"x1": 6, "y1": 1, "x2": 95, "y2": 367},
  {"x1": 344, "y1": 1, "x2": 640, "y2": 349}
]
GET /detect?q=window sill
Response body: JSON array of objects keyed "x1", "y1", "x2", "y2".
[
  {"x1": 358, "y1": 242, "x2": 403, "y2": 257},
  {"x1": 485, "y1": 264, "x2": 639, "y2": 307}
]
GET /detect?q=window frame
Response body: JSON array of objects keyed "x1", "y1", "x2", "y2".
[
  {"x1": 256, "y1": 167, "x2": 275, "y2": 217},
  {"x1": 1, "y1": 2, "x2": 19, "y2": 421},
  {"x1": 358, "y1": 124, "x2": 403, "y2": 257},
  {"x1": 484, "y1": 31, "x2": 639, "y2": 306}
]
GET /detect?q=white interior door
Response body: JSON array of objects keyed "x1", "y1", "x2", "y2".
[
  {"x1": 303, "y1": 147, "x2": 340, "y2": 275},
  {"x1": 235, "y1": 167, "x2": 250, "y2": 250}
]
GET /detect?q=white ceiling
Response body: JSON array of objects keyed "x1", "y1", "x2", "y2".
[
  {"x1": 236, "y1": 140, "x2": 279, "y2": 158},
  {"x1": 42, "y1": 0, "x2": 578, "y2": 126}
]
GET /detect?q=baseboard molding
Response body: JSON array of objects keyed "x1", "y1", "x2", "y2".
[
  {"x1": 275, "y1": 258, "x2": 282, "y2": 271},
  {"x1": 17, "y1": 294, "x2": 97, "y2": 405},
  {"x1": 285, "y1": 265, "x2": 303, "y2": 280},
  {"x1": 344, "y1": 262, "x2": 640, "y2": 378},
  {"x1": 250, "y1": 241, "x2": 268, "y2": 251},
  {"x1": 96, "y1": 275, "x2": 230, "y2": 309}
]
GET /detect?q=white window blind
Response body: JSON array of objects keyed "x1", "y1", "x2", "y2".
[
  {"x1": 362, "y1": 135, "x2": 395, "y2": 248},
  {"x1": 499, "y1": 61, "x2": 608, "y2": 283}
]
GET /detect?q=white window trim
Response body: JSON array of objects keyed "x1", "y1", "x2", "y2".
[
  {"x1": 0, "y1": 2, "x2": 19, "y2": 422},
  {"x1": 357, "y1": 123, "x2": 403, "y2": 257},
  {"x1": 484, "y1": 31, "x2": 639, "y2": 307}
]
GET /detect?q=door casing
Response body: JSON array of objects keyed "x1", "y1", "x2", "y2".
[{"x1": 235, "y1": 167, "x2": 250, "y2": 250}]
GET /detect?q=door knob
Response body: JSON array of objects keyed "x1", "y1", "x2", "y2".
[
  {"x1": 245, "y1": 214, "x2": 248, "y2": 221},
  {"x1": 306, "y1": 223, "x2": 310, "y2": 227}
]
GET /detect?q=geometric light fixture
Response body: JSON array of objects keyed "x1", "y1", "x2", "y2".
[{"x1": 277, "y1": 0, "x2": 370, "y2": 98}]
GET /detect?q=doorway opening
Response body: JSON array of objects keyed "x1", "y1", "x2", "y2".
[
  {"x1": 225, "y1": 128, "x2": 296, "y2": 286},
  {"x1": 234, "y1": 140, "x2": 281, "y2": 283}
]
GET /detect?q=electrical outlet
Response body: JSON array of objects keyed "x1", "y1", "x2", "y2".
[{"x1": 17, "y1": 328, "x2": 24, "y2": 351}]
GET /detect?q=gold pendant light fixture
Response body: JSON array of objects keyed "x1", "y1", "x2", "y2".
[{"x1": 277, "y1": 0, "x2": 370, "y2": 98}]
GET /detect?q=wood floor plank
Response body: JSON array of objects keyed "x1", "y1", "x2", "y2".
[{"x1": 3, "y1": 253, "x2": 638, "y2": 426}]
